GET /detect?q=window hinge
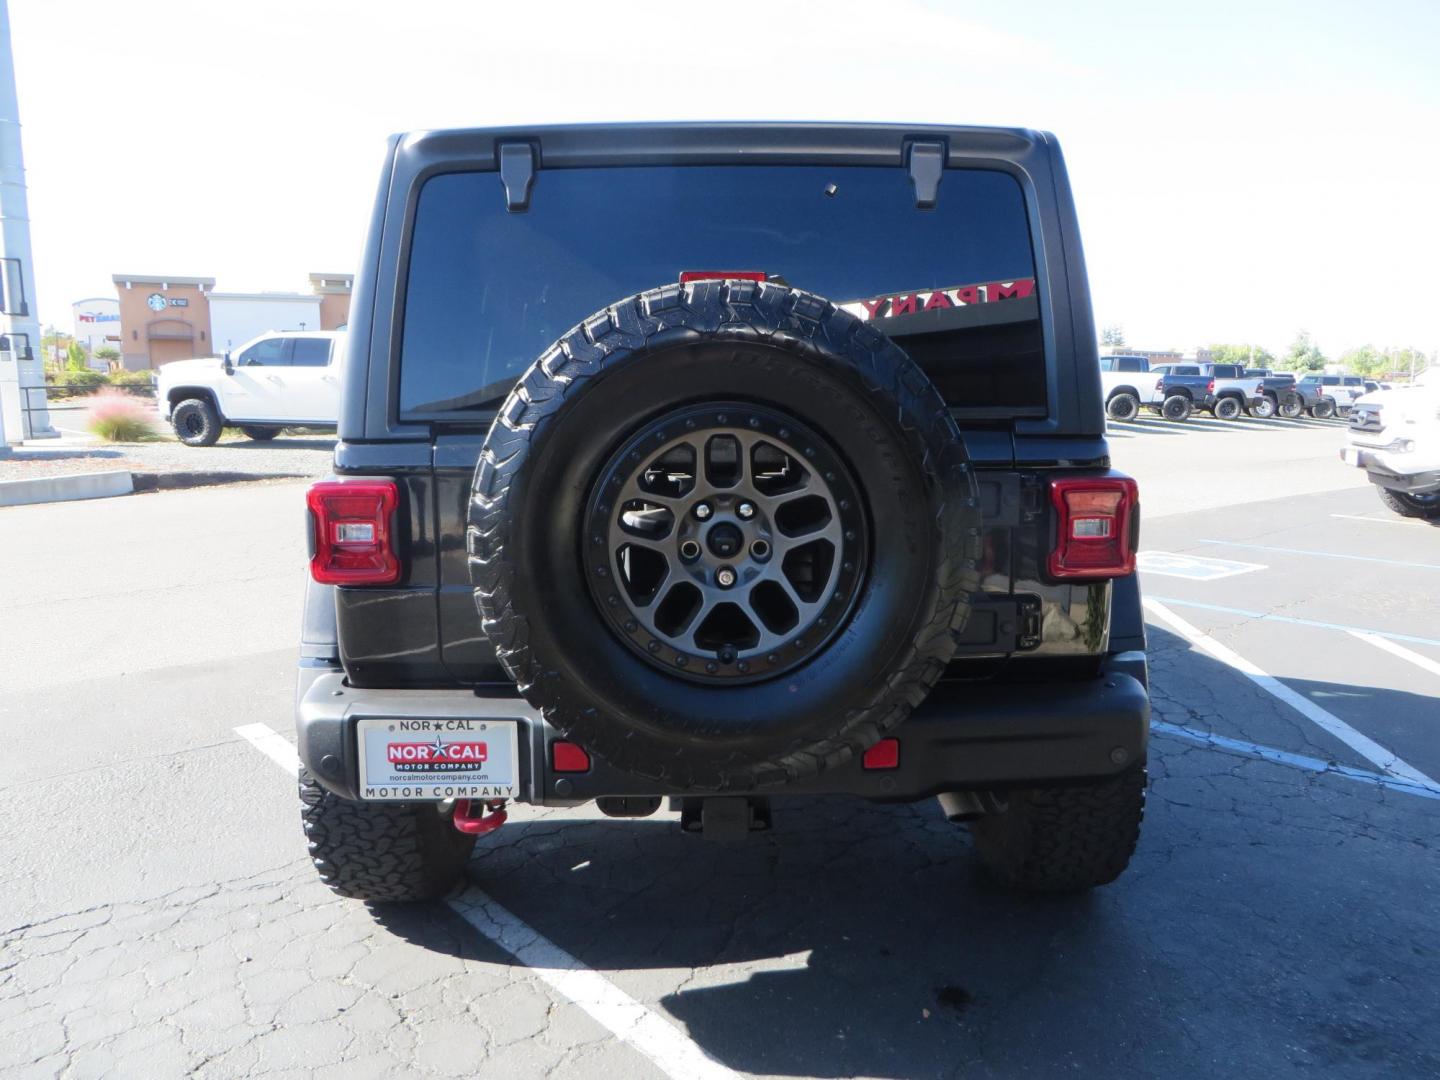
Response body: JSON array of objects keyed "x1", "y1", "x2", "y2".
[
  {"x1": 907, "y1": 140, "x2": 945, "y2": 210},
  {"x1": 498, "y1": 142, "x2": 536, "y2": 212}
]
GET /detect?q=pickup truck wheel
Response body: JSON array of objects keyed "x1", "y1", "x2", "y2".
[
  {"x1": 299, "y1": 768, "x2": 475, "y2": 901},
  {"x1": 239, "y1": 425, "x2": 280, "y2": 441},
  {"x1": 1277, "y1": 396, "x2": 1304, "y2": 418},
  {"x1": 970, "y1": 762, "x2": 1146, "y2": 893},
  {"x1": 1310, "y1": 399, "x2": 1336, "y2": 419},
  {"x1": 1105, "y1": 392, "x2": 1140, "y2": 422},
  {"x1": 1251, "y1": 395, "x2": 1277, "y2": 418},
  {"x1": 1213, "y1": 396, "x2": 1242, "y2": 420},
  {"x1": 1377, "y1": 488, "x2": 1440, "y2": 520},
  {"x1": 470, "y1": 279, "x2": 980, "y2": 790},
  {"x1": 1160, "y1": 395, "x2": 1192, "y2": 422},
  {"x1": 171, "y1": 397, "x2": 221, "y2": 446}
]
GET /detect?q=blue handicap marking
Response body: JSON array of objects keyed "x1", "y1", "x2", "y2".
[{"x1": 1136, "y1": 550, "x2": 1267, "y2": 581}]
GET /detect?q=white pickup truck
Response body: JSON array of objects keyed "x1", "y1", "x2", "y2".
[
  {"x1": 1098, "y1": 354, "x2": 1151, "y2": 421},
  {"x1": 1341, "y1": 369, "x2": 1440, "y2": 518},
  {"x1": 155, "y1": 330, "x2": 344, "y2": 446}
]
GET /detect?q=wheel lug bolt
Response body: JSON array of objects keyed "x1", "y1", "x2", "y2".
[
  {"x1": 737, "y1": 502, "x2": 755, "y2": 520},
  {"x1": 716, "y1": 566, "x2": 737, "y2": 588},
  {"x1": 694, "y1": 502, "x2": 713, "y2": 521}
]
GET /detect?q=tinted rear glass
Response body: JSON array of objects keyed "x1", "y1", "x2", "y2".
[{"x1": 399, "y1": 165, "x2": 1041, "y2": 416}]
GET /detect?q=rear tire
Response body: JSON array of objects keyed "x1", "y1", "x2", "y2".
[
  {"x1": 1377, "y1": 487, "x2": 1440, "y2": 520},
  {"x1": 1251, "y1": 395, "x2": 1277, "y2": 418},
  {"x1": 171, "y1": 397, "x2": 221, "y2": 446},
  {"x1": 970, "y1": 762, "x2": 1146, "y2": 893},
  {"x1": 1213, "y1": 396, "x2": 1242, "y2": 420},
  {"x1": 1310, "y1": 398, "x2": 1336, "y2": 419},
  {"x1": 299, "y1": 768, "x2": 476, "y2": 901},
  {"x1": 1277, "y1": 396, "x2": 1304, "y2": 419},
  {"x1": 1106, "y1": 392, "x2": 1140, "y2": 422},
  {"x1": 1161, "y1": 395, "x2": 1192, "y2": 421},
  {"x1": 240, "y1": 425, "x2": 280, "y2": 441}
]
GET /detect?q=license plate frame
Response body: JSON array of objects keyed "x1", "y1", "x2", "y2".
[{"x1": 356, "y1": 717, "x2": 520, "y2": 802}]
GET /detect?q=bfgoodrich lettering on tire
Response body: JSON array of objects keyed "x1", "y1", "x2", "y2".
[{"x1": 468, "y1": 279, "x2": 981, "y2": 790}]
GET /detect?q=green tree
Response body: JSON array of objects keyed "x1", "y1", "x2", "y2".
[
  {"x1": 1338, "y1": 345, "x2": 1387, "y2": 378},
  {"x1": 1207, "y1": 343, "x2": 1276, "y2": 369},
  {"x1": 1283, "y1": 330, "x2": 1326, "y2": 372},
  {"x1": 1101, "y1": 324, "x2": 1126, "y2": 348},
  {"x1": 94, "y1": 346, "x2": 121, "y2": 370},
  {"x1": 66, "y1": 340, "x2": 88, "y2": 371}
]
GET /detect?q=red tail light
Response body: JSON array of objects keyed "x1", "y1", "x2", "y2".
[
  {"x1": 1206, "y1": 379, "x2": 1215, "y2": 393},
  {"x1": 551, "y1": 741, "x2": 592, "y2": 773},
  {"x1": 679, "y1": 270, "x2": 768, "y2": 283},
  {"x1": 1155, "y1": 378, "x2": 1164, "y2": 391},
  {"x1": 306, "y1": 480, "x2": 400, "y2": 585},
  {"x1": 1048, "y1": 476, "x2": 1139, "y2": 580}
]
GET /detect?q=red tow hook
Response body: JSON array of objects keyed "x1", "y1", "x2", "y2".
[{"x1": 453, "y1": 798, "x2": 508, "y2": 835}]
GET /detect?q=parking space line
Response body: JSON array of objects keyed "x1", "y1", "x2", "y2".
[
  {"x1": 1196, "y1": 539, "x2": 1440, "y2": 571},
  {"x1": 1145, "y1": 597, "x2": 1440, "y2": 649},
  {"x1": 1330, "y1": 513, "x2": 1422, "y2": 527},
  {"x1": 234, "y1": 724, "x2": 736, "y2": 1080},
  {"x1": 1348, "y1": 631, "x2": 1440, "y2": 679},
  {"x1": 1143, "y1": 600, "x2": 1437, "y2": 788},
  {"x1": 235, "y1": 723, "x2": 302, "y2": 777},
  {"x1": 1150, "y1": 721, "x2": 1440, "y2": 802}
]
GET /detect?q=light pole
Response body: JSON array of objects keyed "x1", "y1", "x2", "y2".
[{"x1": 0, "y1": 0, "x2": 55, "y2": 441}]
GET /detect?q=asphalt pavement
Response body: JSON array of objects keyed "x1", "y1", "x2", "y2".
[{"x1": 1, "y1": 422, "x2": 1436, "y2": 1079}]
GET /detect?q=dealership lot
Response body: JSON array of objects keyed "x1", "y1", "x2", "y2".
[{"x1": 2, "y1": 425, "x2": 1437, "y2": 1078}]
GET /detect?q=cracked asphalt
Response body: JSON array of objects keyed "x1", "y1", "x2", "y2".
[{"x1": 2, "y1": 426, "x2": 1437, "y2": 1078}]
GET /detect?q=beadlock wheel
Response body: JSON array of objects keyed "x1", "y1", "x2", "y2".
[{"x1": 587, "y1": 402, "x2": 865, "y2": 683}]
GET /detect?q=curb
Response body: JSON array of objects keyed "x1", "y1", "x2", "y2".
[{"x1": 0, "y1": 470, "x2": 134, "y2": 507}]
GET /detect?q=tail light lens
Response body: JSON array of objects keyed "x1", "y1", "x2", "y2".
[
  {"x1": 1048, "y1": 476, "x2": 1139, "y2": 580},
  {"x1": 1206, "y1": 379, "x2": 1215, "y2": 393},
  {"x1": 306, "y1": 480, "x2": 401, "y2": 585},
  {"x1": 1155, "y1": 378, "x2": 1164, "y2": 391}
]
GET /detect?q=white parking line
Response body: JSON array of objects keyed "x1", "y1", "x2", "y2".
[
  {"x1": 1143, "y1": 599, "x2": 1437, "y2": 788},
  {"x1": 1150, "y1": 722, "x2": 1440, "y2": 802},
  {"x1": 234, "y1": 724, "x2": 737, "y2": 1080},
  {"x1": 1196, "y1": 539, "x2": 1440, "y2": 572},
  {"x1": 1348, "y1": 631, "x2": 1440, "y2": 679},
  {"x1": 1330, "y1": 513, "x2": 1421, "y2": 527},
  {"x1": 1144, "y1": 597, "x2": 1440, "y2": 649}
]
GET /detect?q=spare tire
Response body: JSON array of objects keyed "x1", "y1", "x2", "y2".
[{"x1": 468, "y1": 279, "x2": 980, "y2": 790}]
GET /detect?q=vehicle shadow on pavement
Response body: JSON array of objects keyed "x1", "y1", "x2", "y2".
[{"x1": 362, "y1": 628, "x2": 1440, "y2": 1077}]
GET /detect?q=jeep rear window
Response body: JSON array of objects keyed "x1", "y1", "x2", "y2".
[{"x1": 398, "y1": 165, "x2": 1042, "y2": 417}]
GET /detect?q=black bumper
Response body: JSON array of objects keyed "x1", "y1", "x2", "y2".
[{"x1": 295, "y1": 655, "x2": 1150, "y2": 805}]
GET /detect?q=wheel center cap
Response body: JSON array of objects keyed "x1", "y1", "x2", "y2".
[{"x1": 705, "y1": 522, "x2": 743, "y2": 558}]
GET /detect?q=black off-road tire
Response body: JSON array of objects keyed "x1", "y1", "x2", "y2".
[
  {"x1": 1377, "y1": 487, "x2": 1440, "y2": 520},
  {"x1": 970, "y1": 762, "x2": 1147, "y2": 893},
  {"x1": 1277, "y1": 395, "x2": 1304, "y2": 419},
  {"x1": 299, "y1": 768, "x2": 476, "y2": 901},
  {"x1": 1105, "y1": 392, "x2": 1140, "y2": 422},
  {"x1": 469, "y1": 279, "x2": 980, "y2": 790},
  {"x1": 240, "y1": 425, "x2": 281, "y2": 441},
  {"x1": 1161, "y1": 394, "x2": 1192, "y2": 422},
  {"x1": 172, "y1": 397, "x2": 222, "y2": 446},
  {"x1": 1310, "y1": 398, "x2": 1336, "y2": 419},
  {"x1": 1213, "y1": 396, "x2": 1242, "y2": 420}
]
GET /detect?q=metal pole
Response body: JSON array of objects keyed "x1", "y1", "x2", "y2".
[{"x1": 0, "y1": 0, "x2": 54, "y2": 439}]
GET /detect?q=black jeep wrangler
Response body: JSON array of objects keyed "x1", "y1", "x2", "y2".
[{"x1": 295, "y1": 123, "x2": 1149, "y2": 902}]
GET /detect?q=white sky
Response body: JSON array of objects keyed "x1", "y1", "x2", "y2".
[{"x1": 10, "y1": 0, "x2": 1439, "y2": 359}]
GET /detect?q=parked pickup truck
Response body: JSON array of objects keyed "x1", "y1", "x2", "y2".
[
  {"x1": 293, "y1": 122, "x2": 1150, "y2": 905},
  {"x1": 1146, "y1": 362, "x2": 1264, "y2": 421},
  {"x1": 1244, "y1": 369, "x2": 1304, "y2": 419},
  {"x1": 1099, "y1": 354, "x2": 1151, "y2": 421},
  {"x1": 1295, "y1": 373, "x2": 1367, "y2": 419},
  {"x1": 156, "y1": 330, "x2": 345, "y2": 446},
  {"x1": 1341, "y1": 370, "x2": 1440, "y2": 518}
]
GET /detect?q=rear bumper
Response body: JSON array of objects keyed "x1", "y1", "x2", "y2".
[{"x1": 294, "y1": 655, "x2": 1150, "y2": 805}]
